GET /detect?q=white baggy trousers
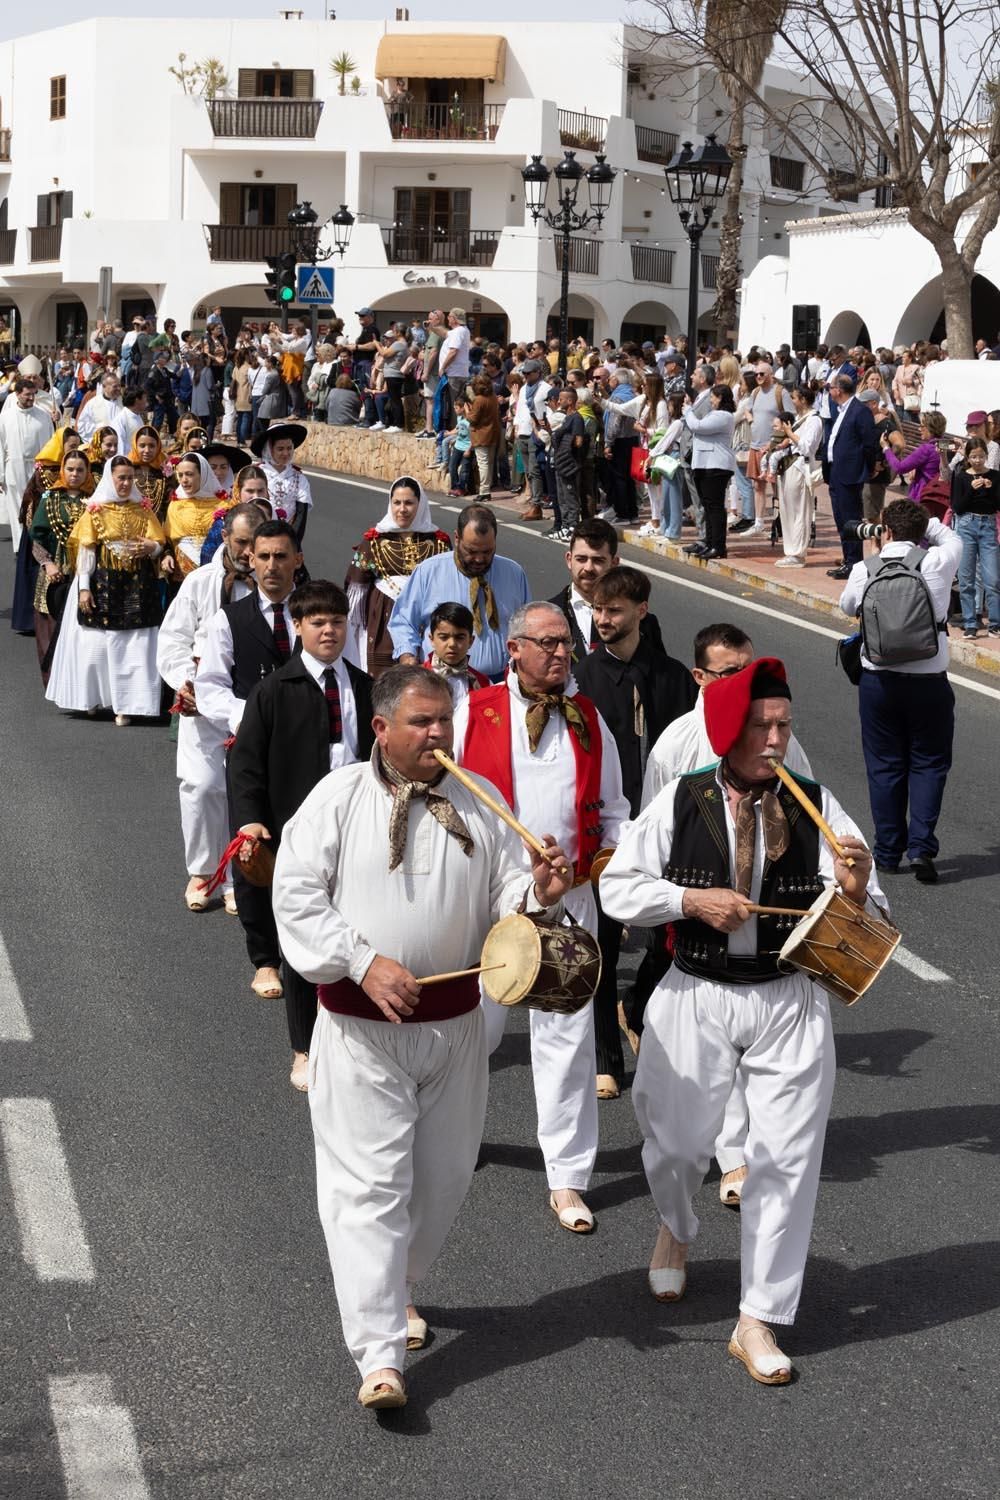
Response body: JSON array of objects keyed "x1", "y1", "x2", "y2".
[
  {"x1": 309, "y1": 1005, "x2": 488, "y2": 1378},
  {"x1": 633, "y1": 967, "x2": 835, "y2": 1325}
]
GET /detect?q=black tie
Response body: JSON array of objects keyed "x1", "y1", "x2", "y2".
[
  {"x1": 323, "y1": 667, "x2": 342, "y2": 744},
  {"x1": 271, "y1": 603, "x2": 291, "y2": 659}
]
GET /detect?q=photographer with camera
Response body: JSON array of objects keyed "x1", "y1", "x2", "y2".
[{"x1": 839, "y1": 498, "x2": 961, "y2": 882}]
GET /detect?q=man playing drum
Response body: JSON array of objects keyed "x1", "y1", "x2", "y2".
[
  {"x1": 601, "y1": 658, "x2": 885, "y2": 1385},
  {"x1": 453, "y1": 601, "x2": 630, "y2": 1234},
  {"x1": 272, "y1": 666, "x2": 572, "y2": 1411}
]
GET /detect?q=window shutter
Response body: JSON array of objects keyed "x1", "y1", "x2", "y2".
[
  {"x1": 292, "y1": 69, "x2": 314, "y2": 99},
  {"x1": 237, "y1": 69, "x2": 257, "y2": 98},
  {"x1": 36, "y1": 194, "x2": 49, "y2": 227},
  {"x1": 452, "y1": 189, "x2": 470, "y2": 234},
  {"x1": 219, "y1": 183, "x2": 240, "y2": 225},
  {"x1": 60, "y1": 191, "x2": 73, "y2": 220},
  {"x1": 0, "y1": 198, "x2": 7, "y2": 231},
  {"x1": 274, "y1": 184, "x2": 297, "y2": 226}
]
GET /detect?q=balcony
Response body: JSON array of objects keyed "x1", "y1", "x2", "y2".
[
  {"x1": 0, "y1": 228, "x2": 15, "y2": 265},
  {"x1": 631, "y1": 244, "x2": 675, "y2": 285},
  {"x1": 635, "y1": 126, "x2": 679, "y2": 167},
  {"x1": 769, "y1": 155, "x2": 804, "y2": 192},
  {"x1": 700, "y1": 253, "x2": 720, "y2": 289},
  {"x1": 206, "y1": 98, "x2": 323, "y2": 139},
  {"x1": 0, "y1": 128, "x2": 9, "y2": 163},
  {"x1": 555, "y1": 236, "x2": 600, "y2": 276},
  {"x1": 206, "y1": 224, "x2": 300, "y2": 262},
  {"x1": 384, "y1": 102, "x2": 505, "y2": 141},
  {"x1": 558, "y1": 109, "x2": 607, "y2": 152},
  {"x1": 382, "y1": 227, "x2": 501, "y2": 267},
  {"x1": 29, "y1": 224, "x2": 62, "y2": 262}
]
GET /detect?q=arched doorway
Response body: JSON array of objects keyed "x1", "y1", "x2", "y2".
[
  {"x1": 546, "y1": 293, "x2": 604, "y2": 348},
  {"x1": 371, "y1": 287, "x2": 510, "y2": 345},
  {"x1": 619, "y1": 299, "x2": 681, "y2": 347},
  {"x1": 824, "y1": 309, "x2": 871, "y2": 349},
  {"x1": 924, "y1": 274, "x2": 1000, "y2": 346}
]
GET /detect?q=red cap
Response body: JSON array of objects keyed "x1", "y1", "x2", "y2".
[{"x1": 703, "y1": 657, "x2": 790, "y2": 758}]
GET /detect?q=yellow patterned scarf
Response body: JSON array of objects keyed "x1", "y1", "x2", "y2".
[
  {"x1": 520, "y1": 682, "x2": 591, "y2": 755},
  {"x1": 467, "y1": 575, "x2": 499, "y2": 637}
]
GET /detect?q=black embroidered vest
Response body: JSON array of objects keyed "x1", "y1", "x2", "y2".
[
  {"x1": 668, "y1": 766, "x2": 824, "y2": 984},
  {"x1": 223, "y1": 593, "x2": 289, "y2": 701}
]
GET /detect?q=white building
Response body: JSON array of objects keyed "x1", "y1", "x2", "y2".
[
  {"x1": 739, "y1": 104, "x2": 1000, "y2": 353},
  {"x1": 0, "y1": 15, "x2": 886, "y2": 348}
]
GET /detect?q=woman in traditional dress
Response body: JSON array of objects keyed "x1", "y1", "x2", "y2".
[
  {"x1": 165, "y1": 421, "x2": 208, "y2": 476},
  {"x1": 165, "y1": 452, "x2": 231, "y2": 578},
  {"x1": 774, "y1": 384, "x2": 824, "y2": 568},
  {"x1": 204, "y1": 442, "x2": 252, "y2": 500},
  {"x1": 345, "y1": 474, "x2": 450, "y2": 677},
  {"x1": 198, "y1": 463, "x2": 270, "y2": 567},
  {"x1": 46, "y1": 455, "x2": 166, "y2": 725},
  {"x1": 28, "y1": 447, "x2": 94, "y2": 680},
  {"x1": 12, "y1": 426, "x2": 81, "y2": 635},
  {"x1": 128, "y1": 424, "x2": 175, "y2": 523},
  {"x1": 250, "y1": 421, "x2": 311, "y2": 543},
  {"x1": 85, "y1": 425, "x2": 118, "y2": 483}
]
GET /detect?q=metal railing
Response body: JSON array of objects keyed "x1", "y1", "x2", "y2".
[
  {"x1": 558, "y1": 109, "x2": 607, "y2": 152},
  {"x1": 385, "y1": 102, "x2": 505, "y2": 140},
  {"x1": 0, "y1": 228, "x2": 15, "y2": 264},
  {"x1": 207, "y1": 98, "x2": 323, "y2": 138},
  {"x1": 700, "y1": 252, "x2": 720, "y2": 289},
  {"x1": 631, "y1": 243, "x2": 675, "y2": 285},
  {"x1": 382, "y1": 227, "x2": 501, "y2": 267},
  {"x1": 635, "y1": 125, "x2": 679, "y2": 166},
  {"x1": 555, "y1": 235, "x2": 600, "y2": 276},
  {"x1": 769, "y1": 155, "x2": 804, "y2": 191},
  {"x1": 206, "y1": 224, "x2": 301, "y2": 261},
  {"x1": 0, "y1": 128, "x2": 10, "y2": 162},
  {"x1": 29, "y1": 224, "x2": 62, "y2": 261}
]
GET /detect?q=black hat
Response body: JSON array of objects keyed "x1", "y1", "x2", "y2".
[
  {"x1": 204, "y1": 442, "x2": 252, "y2": 470},
  {"x1": 250, "y1": 422, "x2": 308, "y2": 457}
]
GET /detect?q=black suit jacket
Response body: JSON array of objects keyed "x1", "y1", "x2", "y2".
[
  {"x1": 548, "y1": 583, "x2": 665, "y2": 663},
  {"x1": 229, "y1": 655, "x2": 375, "y2": 837},
  {"x1": 573, "y1": 636, "x2": 697, "y2": 815}
]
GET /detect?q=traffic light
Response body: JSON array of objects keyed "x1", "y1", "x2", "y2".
[{"x1": 264, "y1": 251, "x2": 296, "y2": 306}]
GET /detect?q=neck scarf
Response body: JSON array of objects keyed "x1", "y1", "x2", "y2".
[
  {"x1": 721, "y1": 759, "x2": 790, "y2": 897},
  {"x1": 464, "y1": 572, "x2": 498, "y2": 637},
  {"x1": 518, "y1": 676, "x2": 591, "y2": 755},
  {"x1": 429, "y1": 651, "x2": 478, "y2": 684},
  {"x1": 375, "y1": 475, "x2": 434, "y2": 534},
  {"x1": 174, "y1": 452, "x2": 218, "y2": 499},
  {"x1": 376, "y1": 746, "x2": 475, "y2": 872},
  {"x1": 128, "y1": 425, "x2": 166, "y2": 470},
  {"x1": 89, "y1": 463, "x2": 146, "y2": 506}
]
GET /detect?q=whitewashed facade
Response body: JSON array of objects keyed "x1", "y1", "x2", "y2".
[{"x1": 0, "y1": 16, "x2": 882, "y2": 346}]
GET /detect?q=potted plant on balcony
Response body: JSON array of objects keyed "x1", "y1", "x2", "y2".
[{"x1": 330, "y1": 52, "x2": 357, "y2": 96}]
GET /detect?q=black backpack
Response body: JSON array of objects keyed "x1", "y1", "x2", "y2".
[{"x1": 859, "y1": 545, "x2": 943, "y2": 667}]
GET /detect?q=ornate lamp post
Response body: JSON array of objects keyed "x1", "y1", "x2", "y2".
[
  {"x1": 662, "y1": 134, "x2": 733, "y2": 362},
  {"x1": 280, "y1": 200, "x2": 356, "y2": 331},
  {"x1": 521, "y1": 150, "x2": 616, "y2": 377}
]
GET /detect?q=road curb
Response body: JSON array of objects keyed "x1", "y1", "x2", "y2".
[{"x1": 622, "y1": 528, "x2": 1000, "y2": 679}]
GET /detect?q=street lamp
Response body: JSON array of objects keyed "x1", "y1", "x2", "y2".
[
  {"x1": 521, "y1": 149, "x2": 617, "y2": 377},
  {"x1": 663, "y1": 133, "x2": 732, "y2": 363},
  {"x1": 277, "y1": 199, "x2": 356, "y2": 333}
]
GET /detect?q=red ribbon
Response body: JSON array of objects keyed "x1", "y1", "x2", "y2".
[{"x1": 198, "y1": 832, "x2": 255, "y2": 896}]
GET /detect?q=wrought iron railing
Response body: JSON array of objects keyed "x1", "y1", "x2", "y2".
[
  {"x1": 0, "y1": 229, "x2": 15, "y2": 265},
  {"x1": 631, "y1": 243, "x2": 675, "y2": 285},
  {"x1": 384, "y1": 102, "x2": 504, "y2": 140},
  {"x1": 382, "y1": 227, "x2": 501, "y2": 266},
  {"x1": 555, "y1": 236, "x2": 600, "y2": 276},
  {"x1": 635, "y1": 126, "x2": 679, "y2": 166},
  {"x1": 207, "y1": 99, "x2": 323, "y2": 138},
  {"x1": 29, "y1": 224, "x2": 62, "y2": 261},
  {"x1": 700, "y1": 253, "x2": 720, "y2": 289},
  {"x1": 206, "y1": 224, "x2": 301, "y2": 261},
  {"x1": 769, "y1": 155, "x2": 805, "y2": 191},
  {"x1": 558, "y1": 109, "x2": 607, "y2": 152}
]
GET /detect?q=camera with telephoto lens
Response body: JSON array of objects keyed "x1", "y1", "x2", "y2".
[{"x1": 843, "y1": 522, "x2": 883, "y2": 541}]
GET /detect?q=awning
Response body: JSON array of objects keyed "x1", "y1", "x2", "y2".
[{"x1": 374, "y1": 34, "x2": 507, "y2": 84}]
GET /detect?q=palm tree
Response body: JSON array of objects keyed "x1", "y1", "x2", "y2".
[
  {"x1": 330, "y1": 51, "x2": 357, "y2": 97},
  {"x1": 697, "y1": 0, "x2": 786, "y2": 337}
]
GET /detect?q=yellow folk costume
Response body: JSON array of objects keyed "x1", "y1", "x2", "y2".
[{"x1": 165, "y1": 452, "x2": 232, "y2": 576}]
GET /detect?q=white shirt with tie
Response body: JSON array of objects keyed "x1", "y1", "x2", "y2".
[
  {"x1": 298, "y1": 649, "x2": 360, "y2": 770},
  {"x1": 825, "y1": 395, "x2": 853, "y2": 463},
  {"x1": 196, "y1": 592, "x2": 295, "y2": 736}
]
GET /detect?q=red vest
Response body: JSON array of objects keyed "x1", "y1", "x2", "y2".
[{"x1": 462, "y1": 683, "x2": 604, "y2": 878}]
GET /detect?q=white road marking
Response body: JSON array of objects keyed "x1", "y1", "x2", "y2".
[
  {"x1": 308, "y1": 471, "x2": 1000, "y2": 701},
  {"x1": 0, "y1": 1098, "x2": 95, "y2": 1281},
  {"x1": 49, "y1": 1374, "x2": 150, "y2": 1500},
  {"x1": 0, "y1": 932, "x2": 32, "y2": 1041},
  {"x1": 891, "y1": 945, "x2": 951, "y2": 983}
]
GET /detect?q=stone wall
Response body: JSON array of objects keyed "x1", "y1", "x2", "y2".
[{"x1": 298, "y1": 421, "x2": 449, "y2": 495}]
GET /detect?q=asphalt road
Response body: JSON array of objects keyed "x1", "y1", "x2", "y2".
[{"x1": 1, "y1": 472, "x2": 998, "y2": 1500}]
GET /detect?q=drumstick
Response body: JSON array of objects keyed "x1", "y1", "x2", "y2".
[
  {"x1": 745, "y1": 902, "x2": 810, "y2": 918},
  {"x1": 432, "y1": 748, "x2": 572, "y2": 878},
  {"x1": 768, "y1": 757, "x2": 855, "y2": 868},
  {"x1": 415, "y1": 963, "x2": 505, "y2": 985}
]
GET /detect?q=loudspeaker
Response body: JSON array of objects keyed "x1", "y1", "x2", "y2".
[{"x1": 792, "y1": 304, "x2": 821, "y2": 350}]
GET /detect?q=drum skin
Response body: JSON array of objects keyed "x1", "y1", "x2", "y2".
[
  {"x1": 778, "y1": 885, "x2": 900, "y2": 1006},
  {"x1": 480, "y1": 912, "x2": 601, "y2": 1015}
]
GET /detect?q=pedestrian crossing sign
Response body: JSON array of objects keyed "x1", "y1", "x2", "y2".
[{"x1": 296, "y1": 265, "x2": 335, "y2": 304}]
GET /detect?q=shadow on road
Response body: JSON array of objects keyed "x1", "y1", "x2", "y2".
[
  {"x1": 824, "y1": 1103, "x2": 1000, "y2": 1182},
  {"x1": 835, "y1": 1027, "x2": 935, "y2": 1079}
]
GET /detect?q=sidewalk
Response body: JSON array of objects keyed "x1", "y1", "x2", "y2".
[{"x1": 489, "y1": 480, "x2": 1000, "y2": 679}]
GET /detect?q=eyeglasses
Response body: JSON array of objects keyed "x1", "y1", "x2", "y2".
[
  {"x1": 517, "y1": 635, "x2": 572, "y2": 654},
  {"x1": 701, "y1": 665, "x2": 745, "y2": 679}
]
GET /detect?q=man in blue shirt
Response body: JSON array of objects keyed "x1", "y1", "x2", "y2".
[{"x1": 390, "y1": 503, "x2": 530, "y2": 680}]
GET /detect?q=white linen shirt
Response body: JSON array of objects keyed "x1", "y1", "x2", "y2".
[
  {"x1": 155, "y1": 550, "x2": 253, "y2": 689},
  {"x1": 297, "y1": 649, "x2": 359, "y2": 770},
  {"x1": 272, "y1": 759, "x2": 556, "y2": 988},
  {"x1": 197, "y1": 592, "x2": 295, "y2": 735},
  {"x1": 838, "y1": 517, "x2": 962, "y2": 674}
]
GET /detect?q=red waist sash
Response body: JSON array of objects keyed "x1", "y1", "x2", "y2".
[{"x1": 317, "y1": 972, "x2": 480, "y2": 1024}]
